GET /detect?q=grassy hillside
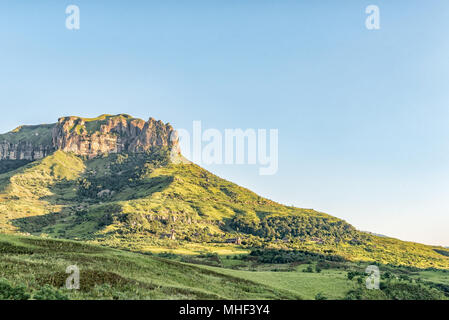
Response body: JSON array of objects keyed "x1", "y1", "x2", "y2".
[
  {"x1": 1, "y1": 233, "x2": 447, "y2": 300},
  {"x1": 0, "y1": 151, "x2": 85, "y2": 233},
  {"x1": 0, "y1": 233, "x2": 298, "y2": 299},
  {"x1": 0, "y1": 124, "x2": 54, "y2": 145},
  {"x1": 2, "y1": 233, "x2": 448, "y2": 300},
  {"x1": 0, "y1": 150, "x2": 449, "y2": 270}
]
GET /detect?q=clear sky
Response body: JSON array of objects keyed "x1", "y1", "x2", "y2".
[{"x1": 1, "y1": 1, "x2": 448, "y2": 246}]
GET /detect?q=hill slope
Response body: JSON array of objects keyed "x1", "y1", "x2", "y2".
[
  {"x1": 0, "y1": 149, "x2": 358, "y2": 244},
  {"x1": 0, "y1": 233, "x2": 298, "y2": 299},
  {"x1": 1, "y1": 233, "x2": 448, "y2": 300}
]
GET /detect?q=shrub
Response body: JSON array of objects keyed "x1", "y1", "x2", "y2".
[
  {"x1": 303, "y1": 266, "x2": 314, "y2": 273},
  {"x1": 315, "y1": 292, "x2": 328, "y2": 300},
  {"x1": 33, "y1": 285, "x2": 69, "y2": 300},
  {"x1": 0, "y1": 279, "x2": 30, "y2": 300}
]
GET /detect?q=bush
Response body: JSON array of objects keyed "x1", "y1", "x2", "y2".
[
  {"x1": 0, "y1": 279, "x2": 30, "y2": 300},
  {"x1": 303, "y1": 266, "x2": 314, "y2": 273},
  {"x1": 33, "y1": 285, "x2": 69, "y2": 300},
  {"x1": 315, "y1": 292, "x2": 327, "y2": 300},
  {"x1": 158, "y1": 252, "x2": 178, "y2": 259},
  {"x1": 344, "y1": 281, "x2": 446, "y2": 300},
  {"x1": 249, "y1": 248, "x2": 345, "y2": 264},
  {"x1": 230, "y1": 214, "x2": 359, "y2": 242},
  {"x1": 347, "y1": 271, "x2": 363, "y2": 280}
]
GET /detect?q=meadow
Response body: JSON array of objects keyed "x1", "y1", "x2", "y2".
[
  {"x1": 0, "y1": 233, "x2": 298, "y2": 300},
  {"x1": 1, "y1": 233, "x2": 448, "y2": 300}
]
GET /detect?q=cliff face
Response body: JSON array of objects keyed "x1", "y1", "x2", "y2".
[
  {"x1": 0, "y1": 141, "x2": 54, "y2": 161},
  {"x1": 52, "y1": 115, "x2": 180, "y2": 158},
  {"x1": 0, "y1": 114, "x2": 180, "y2": 161},
  {"x1": 0, "y1": 124, "x2": 55, "y2": 161}
]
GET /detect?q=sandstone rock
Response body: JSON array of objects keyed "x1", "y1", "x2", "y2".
[
  {"x1": 0, "y1": 141, "x2": 53, "y2": 161},
  {"x1": 0, "y1": 114, "x2": 180, "y2": 161}
]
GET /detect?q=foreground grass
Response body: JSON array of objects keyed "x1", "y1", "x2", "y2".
[
  {"x1": 0, "y1": 233, "x2": 299, "y2": 300},
  {"x1": 1, "y1": 233, "x2": 448, "y2": 300}
]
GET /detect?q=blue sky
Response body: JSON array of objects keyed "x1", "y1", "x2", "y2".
[{"x1": 0, "y1": 1, "x2": 448, "y2": 245}]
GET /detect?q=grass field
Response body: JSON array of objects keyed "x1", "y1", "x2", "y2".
[
  {"x1": 198, "y1": 265, "x2": 356, "y2": 300},
  {"x1": 1, "y1": 233, "x2": 448, "y2": 300},
  {"x1": 416, "y1": 270, "x2": 449, "y2": 285},
  {"x1": 0, "y1": 233, "x2": 299, "y2": 300}
]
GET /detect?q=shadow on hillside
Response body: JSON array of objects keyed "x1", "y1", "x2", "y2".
[
  {"x1": 10, "y1": 173, "x2": 174, "y2": 238},
  {"x1": 10, "y1": 177, "x2": 82, "y2": 236},
  {"x1": 0, "y1": 159, "x2": 40, "y2": 194},
  {"x1": 0, "y1": 159, "x2": 33, "y2": 175}
]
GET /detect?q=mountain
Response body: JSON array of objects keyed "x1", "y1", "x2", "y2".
[{"x1": 1, "y1": 114, "x2": 449, "y2": 270}]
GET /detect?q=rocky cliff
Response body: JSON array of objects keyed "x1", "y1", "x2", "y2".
[
  {"x1": 0, "y1": 141, "x2": 54, "y2": 161},
  {"x1": 0, "y1": 124, "x2": 55, "y2": 161},
  {"x1": 0, "y1": 114, "x2": 180, "y2": 161}
]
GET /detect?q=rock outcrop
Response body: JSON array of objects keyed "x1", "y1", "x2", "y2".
[
  {"x1": 0, "y1": 124, "x2": 55, "y2": 161},
  {"x1": 0, "y1": 141, "x2": 53, "y2": 161},
  {"x1": 0, "y1": 114, "x2": 180, "y2": 161}
]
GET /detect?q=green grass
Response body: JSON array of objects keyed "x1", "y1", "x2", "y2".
[
  {"x1": 416, "y1": 270, "x2": 449, "y2": 285},
  {"x1": 0, "y1": 124, "x2": 54, "y2": 145},
  {"x1": 197, "y1": 264, "x2": 356, "y2": 300},
  {"x1": 0, "y1": 233, "x2": 299, "y2": 300},
  {"x1": 1, "y1": 231, "x2": 448, "y2": 300},
  {"x1": 4, "y1": 233, "x2": 444, "y2": 300},
  {"x1": 0, "y1": 151, "x2": 85, "y2": 233}
]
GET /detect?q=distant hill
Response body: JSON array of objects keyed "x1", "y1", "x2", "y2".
[{"x1": 1, "y1": 114, "x2": 449, "y2": 269}]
